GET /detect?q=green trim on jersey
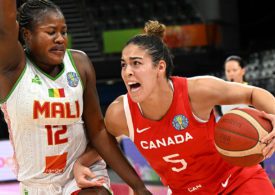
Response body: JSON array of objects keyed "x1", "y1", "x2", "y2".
[
  {"x1": 26, "y1": 53, "x2": 65, "y2": 81},
  {"x1": 32, "y1": 62, "x2": 64, "y2": 81},
  {"x1": 0, "y1": 65, "x2": 27, "y2": 104},
  {"x1": 67, "y1": 49, "x2": 84, "y2": 89}
]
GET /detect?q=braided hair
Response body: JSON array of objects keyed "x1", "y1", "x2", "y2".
[
  {"x1": 17, "y1": 0, "x2": 62, "y2": 45},
  {"x1": 125, "y1": 20, "x2": 174, "y2": 78}
]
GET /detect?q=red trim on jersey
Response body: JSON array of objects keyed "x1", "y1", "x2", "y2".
[{"x1": 71, "y1": 189, "x2": 81, "y2": 195}]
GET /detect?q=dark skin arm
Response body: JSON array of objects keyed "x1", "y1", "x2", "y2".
[
  {"x1": 0, "y1": 0, "x2": 25, "y2": 99},
  {"x1": 71, "y1": 50, "x2": 151, "y2": 195}
]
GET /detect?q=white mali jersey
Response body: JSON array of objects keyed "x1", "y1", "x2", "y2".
[{"x1": 0, "y1": 50, "x2": 87, "y2": 186}]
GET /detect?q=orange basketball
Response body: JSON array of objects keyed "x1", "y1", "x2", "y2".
[{"x1": 214, "y1": 107, "x2": 272, "y2": 167}]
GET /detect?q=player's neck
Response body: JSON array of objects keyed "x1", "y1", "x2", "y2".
[{"x1": 138, "y1": 79, "x2": 174, "y2": 120}]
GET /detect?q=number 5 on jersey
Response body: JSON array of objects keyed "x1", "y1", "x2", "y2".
[{"x1": 163, "y1": 153, "x2": 187, "y2": 172}]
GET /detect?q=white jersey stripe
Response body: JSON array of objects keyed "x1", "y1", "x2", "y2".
[{"x1": 123, "y1": 95, "x2": 135, "y2": 141}]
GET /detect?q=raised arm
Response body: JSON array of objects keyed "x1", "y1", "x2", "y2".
[
  {"x1": 0, "y1": 0, "x2": 23, "y2": 71},
  {"x1": 73, "y1": 50, "x2": 151, "y2": 195}
]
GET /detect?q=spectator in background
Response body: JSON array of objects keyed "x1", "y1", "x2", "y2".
[
  {"x1": 217, "y1": 55, "x2": 266, "y2": 168},
  {"x1": 0, "y1": 0, "x2": 151, "y2": 194},
  {"x1": 104, "y1": 20, "x2": 275, "y2": 194},
  {"x1": 220, "y1": 55, "x2": 250, "y2": 115}
]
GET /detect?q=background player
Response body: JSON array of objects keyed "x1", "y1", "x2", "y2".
[{"x1": 220, "y1": 55, "x2": 250, "y2": 114}]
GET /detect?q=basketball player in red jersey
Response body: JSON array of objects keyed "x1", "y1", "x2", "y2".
[
  {"x1": 104, "y1": 20, "x2": 275, "y2": 194},
  {"x1": 0, "y1": 0, "x2": 151, "y2": 194}
]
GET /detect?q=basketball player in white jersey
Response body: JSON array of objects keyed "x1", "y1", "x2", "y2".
[{"x1": 0, "y1": 0, "x2": 151, "y2": 194}]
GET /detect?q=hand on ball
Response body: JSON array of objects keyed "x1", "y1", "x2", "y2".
[{"x1": 261, "y1": 111, "x2": 275, "y2": 159}]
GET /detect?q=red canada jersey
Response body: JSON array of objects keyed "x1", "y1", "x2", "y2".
[{"x1": 124, "y1": 76, "x2": 248, "y2": 194}]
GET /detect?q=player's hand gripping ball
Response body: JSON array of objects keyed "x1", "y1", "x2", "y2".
[{"x1": 214, "y1": 108, "x2": 272, "y2": 167}]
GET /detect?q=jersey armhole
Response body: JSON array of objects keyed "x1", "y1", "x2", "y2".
[
  {"x1": 123, "y1": 95, "x2": 135, "y2": 141},
  {"x1": 181, "y1": 77, "x2": 213, "y2": 125}
]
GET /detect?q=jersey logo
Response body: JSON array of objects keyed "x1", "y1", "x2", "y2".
[
  {"x1": 136, "y1": 127, "x2": 151, "y2": 133},
  {"x1": 188, "y1": 184, "x2": 202, "y2": 192},
  {"x1": 221, "y1": 174, "x2": 231, "y2": 188},
  {"x1": 67, "y1": 72, "x2": 79, "y2": 87},
  {"x1": 23, "y1": 188, "x2": 29, "y2": 195},
  {"x1": 172, "y1": 114, "x2": 189, "y2": 130},
  {"x1": 32, "y1": 75, "x2": 42, "y2": 85},
  {"x1": 44, "y1": 152, "x2": 68, "y2": 174}
]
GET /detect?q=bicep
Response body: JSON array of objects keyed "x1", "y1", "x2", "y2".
[
  {"x1": 212, "y1": 81, "x2": 253, "y2": 105},
  {"x1": 189, "y1": 77, "x2": 253, "y2": 112},
  {"x1": 105, "y1": 99, "x2": 129, "y2": 137},
  {"x1": 197, "y1": 77, "x2": 253, "y2": 106}
]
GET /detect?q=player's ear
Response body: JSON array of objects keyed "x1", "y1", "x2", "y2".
[
  {"x1": 21, "y1": 27, "x2": 32, "y2": 43},
  {"x1": 157, "y1": 60, "x2": 166, "y2": 74}
]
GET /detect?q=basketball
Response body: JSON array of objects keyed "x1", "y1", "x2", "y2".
[{"x1": 214, "y1": 107, "x2": 272, "y2": 167}]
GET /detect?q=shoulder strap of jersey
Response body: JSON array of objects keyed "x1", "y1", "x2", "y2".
[{"x1": 123, "y1": 94, "x2": 135, "y2": 141}]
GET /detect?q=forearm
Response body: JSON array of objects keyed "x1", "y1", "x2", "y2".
[
  {"x1": 77, "y1": 145, "x2": 102, "y2": 167},
  {"x1": 89, "y1": 129, "x2": 148, "y2": 192},
  {"x1": 251, "y1": 87, "x2": 275, "y2": 114}
]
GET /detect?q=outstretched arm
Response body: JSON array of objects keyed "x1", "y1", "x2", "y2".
[{"x1": 73, "y1": 50, "x2": 151, "y2": 195}]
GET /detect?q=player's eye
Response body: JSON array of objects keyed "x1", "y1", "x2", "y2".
[
  {"x1": 133, "y1": 60, "x2": 141, "y2": 66},
  {"x1": 47, "y1": 31, "x2": 55, "y2": 35},
  {"x1": 121, "y1": 62, "x2": 126, "y2": 68}
]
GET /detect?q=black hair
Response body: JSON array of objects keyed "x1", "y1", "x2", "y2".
[
  {"x1": 17, "y1": 0, "x2": 62, "y2": 45},
  {"x1": 124, "y1": 20, "x2": 174, "y2": 78},
  {"x1": 224, "y1": 55, "x2": 245, "y2": 68}
]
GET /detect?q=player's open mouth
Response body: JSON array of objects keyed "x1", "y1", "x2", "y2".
[{"x1": 128, "y1": 82, "x2": 141, "y2": 92}]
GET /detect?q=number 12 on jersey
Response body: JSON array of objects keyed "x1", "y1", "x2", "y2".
[{"x1": 46, "y1": 125, "x2": 68, "y2": 145}]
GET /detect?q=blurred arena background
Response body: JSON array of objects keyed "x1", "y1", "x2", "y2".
[{"x1": 1, "y1": 0, "x2": 275, "y2": 194}]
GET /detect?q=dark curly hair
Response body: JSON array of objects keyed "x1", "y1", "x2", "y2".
[{"x1": 125, "y1": 20, "x2": 174, "y2": 78}]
